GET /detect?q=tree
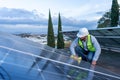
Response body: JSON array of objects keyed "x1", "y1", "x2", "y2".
[
  {"x1": 57, "y1": 13, "x2": 64, "y2": 49},
  {"x1": 97, "y1": 11, "x2": 111, "y2": 28},
  {"x1": 47, "y1": 10, "x2": 55, "y2": 48},
  {"x1": 110, "y1": 0, "x2": 119, "y2": 27}
]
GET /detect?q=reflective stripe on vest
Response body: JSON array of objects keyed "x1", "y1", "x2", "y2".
[{"x1": 78, "y1": 34, "x2": 95, "y2": 52}]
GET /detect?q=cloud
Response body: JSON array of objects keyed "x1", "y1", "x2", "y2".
[
  {"x1": 96, "y1": 11, "x2": 105, "y2": 15},
  {"x1": 0, "y1": 7, "x2": 47, "y2": 25},
  {"x1": 53, "y1": 16, "x2": 97, "y2": 28},
  {"x1": 0, "y1": 7, "x2": 97, "y2": 30},
  {"x1": 0, "y1": 7, "x2": 35, "y2": 18}
]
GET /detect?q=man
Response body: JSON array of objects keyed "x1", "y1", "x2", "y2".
[{"x1": 70, "y1": 27, "x2": 101, "y2": 65}]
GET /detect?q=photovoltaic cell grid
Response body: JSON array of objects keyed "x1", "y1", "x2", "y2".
[
  {"x1": 63, "y1": 27, "x2": 120, "y2": 52},
  {"x1": 89, "y1": 27, "x2": 120, "y2": 50},
  {"x1": 0, "y1": 31, "x2": 120, "y2": 80}
]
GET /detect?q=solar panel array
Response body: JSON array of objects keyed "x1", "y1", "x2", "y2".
[
  {"x1": 0, "y1": 32, "x2": 120, "y2": 80},
  {"x1": 63, "y1": 27, "x2": 120, "y2": 52}
]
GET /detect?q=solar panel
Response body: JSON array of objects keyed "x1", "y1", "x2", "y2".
[
  {"x1": 0, "y1": 32, "x2": 120, "y2": 80},
  {"x1": 89, "y1": 27, "x2": 120, "y2": 52},
  {"x1": 63, "y1": 27, "x2": 120, "y2": 52}
]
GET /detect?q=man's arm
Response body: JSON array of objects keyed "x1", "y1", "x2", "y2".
[
  {"x1": 70, "y1": 38, "x2": 78, "y2": 55},
  {"x1": 91, "y1": 35, "x2": 101, "y2": 65}
]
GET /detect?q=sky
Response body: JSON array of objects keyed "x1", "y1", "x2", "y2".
[{"x1": 0, "y1": 0, "x2": 119, "y2": 33}]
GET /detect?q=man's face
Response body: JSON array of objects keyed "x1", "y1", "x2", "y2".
[{"x1": 80, "y1": 36, "x2": 87, "y2": 41}]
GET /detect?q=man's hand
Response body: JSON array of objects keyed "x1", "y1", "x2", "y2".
[
  {"x1": 92, "y1": 60, "x2": 96, "y2": 65},
  {"x1": 70, "y1": 55, "x2": 82, "y2": 64},
  {"x1": 70, "y1": 55, "x2": 78, "y2": 60},
  {"x1": 73, "y1": 55, "x2": 78, "y2": 60}
]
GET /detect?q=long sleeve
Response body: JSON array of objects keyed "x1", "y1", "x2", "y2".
[
  {"x1": 91, "y1": 35, "x2": 101, "y2": 61},
  {"x1": 70, "y1": 38, "x2": 78, "y2": 55}
]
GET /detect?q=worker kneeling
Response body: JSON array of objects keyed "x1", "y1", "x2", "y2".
[{"x1": 70, "y1": 27, "x2": 101, "y2": 65}]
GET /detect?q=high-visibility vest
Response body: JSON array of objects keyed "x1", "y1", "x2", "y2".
[{"x1": 78, "y1": 34, "x2": 95, "y2": 52}]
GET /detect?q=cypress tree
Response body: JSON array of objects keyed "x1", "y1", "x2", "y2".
[
  {"x1": 57, "y1": 13, "x2": 64, "y2": 49},
  {"x1": 47, "y1": 10, "x2": 55, "y2": 48},
  {"x1": 110, "y1": 0, "x2": 119, "y2": 27}
]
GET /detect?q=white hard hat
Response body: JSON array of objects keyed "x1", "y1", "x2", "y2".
[{"x1": 77, "y1": 27, "x2": 89, "y2": 37}]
